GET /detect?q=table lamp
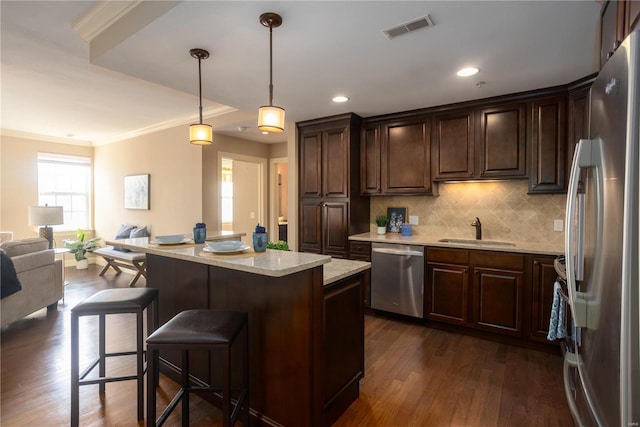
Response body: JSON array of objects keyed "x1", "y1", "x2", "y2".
[{"x1": 28, "y1": 204, "x2": 63, "y2": 249}]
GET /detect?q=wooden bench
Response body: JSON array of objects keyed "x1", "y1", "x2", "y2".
[{"x1": 93, "y1": 247, "x2": 146, "y2": 287}]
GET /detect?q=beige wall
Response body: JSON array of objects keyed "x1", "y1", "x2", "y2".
[
  {"x1": 93, "y1": 125, "x2": 204, "y2": 240},
  {"x1": 370, "y1": 180, "x2": 566, "y2": 245},
  {"x1": 0, "y1": 134, "x2": 94, "y2": 243}
]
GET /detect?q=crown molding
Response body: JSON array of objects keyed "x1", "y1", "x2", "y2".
[
  {"x1": 0, "y1": 129, "x2": 93, "y2": 146},
  {"x1": 72, "y1": 1, "x2": 142, "y2": 42}
]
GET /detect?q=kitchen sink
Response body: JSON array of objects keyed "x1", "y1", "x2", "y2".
[{"x1": 437, "y1": 238, "x2": 516, "y2": 247}]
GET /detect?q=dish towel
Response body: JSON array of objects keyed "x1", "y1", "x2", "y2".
[{"x1": 547, "y1": 280, "x2": 567, "y2": 341}]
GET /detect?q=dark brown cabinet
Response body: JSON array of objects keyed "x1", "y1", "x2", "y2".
[
  {"x1": 432, "y1": 102, "x2": 526, "y2": 181},
  {"x1": 360, "y1": 115, "x2": 435, "y2": 195},
  {"x1": 298, "y1": 113, "x2": 369, "y2": 258},
  {"x1": 567, "y1": 83, "x2": 592, "y2": 184},
  {"x1": 349, "y1": 241, "x2": 371, "y2": 262},
  {"x1": 425, "y1": 248, "x2": 526, "y2": 338},
  {"x1": 478, "y1": 102, "x2": 527, "y2": 179},
  {"x1": 471, "y1": 250, "x2": 525, "y2": 337},
  {"x1": 425, "y1": 248, "x2": 470, "y2": 325},
  {"x1": 360, "y1": 123, "x2": 381, "y2": 195},
  {"x1": 432, "y1": 110, "x2": 475, "y2": 180},
  {"x1": 530, "y1": 256, "x2": 558, "y2": 342},
  {"x1": 600, "y1": 0, "x2": 640, "y2": 68},
  {"x1": 529, "y1": 95, "x2": 567, "y2": 193}
]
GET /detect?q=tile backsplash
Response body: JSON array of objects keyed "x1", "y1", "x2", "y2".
[{"x1": 370, "y1": 180, "x2": 566, "y2": 245}]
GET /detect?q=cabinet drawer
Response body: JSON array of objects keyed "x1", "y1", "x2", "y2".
[
  {"x1": 470, "y1": 251, "x2": 525, "y2": 270},
  {"x1": 427, "y1": 247, "x2": 469, "y2": 264},
  {"x1": 349, "y1": 241, "x2": 371, "y2": 255}
]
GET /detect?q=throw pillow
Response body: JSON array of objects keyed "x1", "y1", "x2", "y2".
[
  {"x1": 115, "y1": 224, "x2": 136, "y2": 240},
  {"x1": 1, "y1": 250, "x2": 22, "y2": 299},
  {"x1": 129, "y1": 226, "x2": 149, "y2": 238}
]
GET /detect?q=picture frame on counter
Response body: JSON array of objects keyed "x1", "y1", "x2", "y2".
[{"x1": 386, "y1": 207, "x2": 407, "y2": 233}]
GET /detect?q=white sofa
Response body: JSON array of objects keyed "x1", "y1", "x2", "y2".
[{"x1": 1, "y1": 238, "x2": 63, "y2": 327}]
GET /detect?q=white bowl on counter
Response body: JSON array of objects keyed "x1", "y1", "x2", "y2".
[
  {"x1": 155, "y1": 234, "x2": 186, "y2": 244},
  {"x1": 206, "y1": 240, "x2": 245, "y2": 251}
]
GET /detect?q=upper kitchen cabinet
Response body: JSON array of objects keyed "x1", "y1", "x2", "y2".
[
  {"x1": 528, "y1": 95, "x2": 567, "y2": 194},
  {"x1": 298, "y1": 113, "x2": 370, "y2": 258},
  {"x1": 432, "y1": 110, "x2": 475, "y2": 180},
  {"x1": 432, "y1": 102, "x2": 526, "y2": 181},
  {"x1": 360, "y1": 122, "x2": 381, "y2": 195},
  {"x1": 299, "y1": 113, "x2": 361, "y2": 198},
  {"x1": 477, "y1": 102, "x2": 527, "y2": 179},
  {"x1": 381, "y1": 116, "x2": 434, "y2": 194},
  {"x1": 600, "y1": 0, "x2": 640, "y2": 68},
  {"x1": 360, "y1": 115, "x2": 435, "y2": 195}
]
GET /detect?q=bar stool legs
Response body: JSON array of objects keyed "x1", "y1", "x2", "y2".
[
  {"x1": 70, "y1": 288, "x2": 158, "y2": 427},
  {"x1": 146, "y1": 309, "x2": 249, "y2": 427}
]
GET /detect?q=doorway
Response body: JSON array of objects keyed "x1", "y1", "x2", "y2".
[
  {"x1": 269, "y1": 157, "x2": 288, "y2": 244},
  {"x1": 218, "y1": 152, "x2": 267, "y2": 244}
]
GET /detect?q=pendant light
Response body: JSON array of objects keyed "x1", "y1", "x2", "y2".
[
  {"x1": 257, "y1": 12, "x2": 285, "y2": 133},
  {"x1": 189, "y1": 48, "x2": 213, "y2": 145}
]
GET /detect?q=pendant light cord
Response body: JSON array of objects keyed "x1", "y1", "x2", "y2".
[
  {"x1": 198, "y1": 55, "x2": 204, "y2": 124},
  {"x1": 268, "y1": 23, "x2": 274, "y2": 107}
]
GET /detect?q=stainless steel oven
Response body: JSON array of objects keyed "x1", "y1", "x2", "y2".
[{"x1": 371, "y1": 242, "x2": 424, "y2": 318}]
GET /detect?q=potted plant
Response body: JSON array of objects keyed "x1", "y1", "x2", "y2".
[
  {"x1": 64, "y1": 229, "x2": 102, "y2": 269},
  {"x1": 375, "y1": 215, "x2": 388, "y2": 235}
]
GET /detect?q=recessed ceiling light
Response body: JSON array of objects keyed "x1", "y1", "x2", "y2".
[
  {"x1": 262, "y1": 131, "x2": 269, "y2": 135},
  {"x1": 332, "y1": 95, "x2": 349, "y2": 103},
  {"x1": 457, "y1": 67, "x2": 479, "y2": 77}
]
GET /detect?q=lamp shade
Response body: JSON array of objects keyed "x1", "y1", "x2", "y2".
[
  {"x1": 28, "y1": 205, "x2": 64, "y2": 226},
  {"x1": 257, "y1": 105, "x2": 286, "y2": 132},
  {"x1": 189, "y1": 123, "x2": 213, "y2": 145}
]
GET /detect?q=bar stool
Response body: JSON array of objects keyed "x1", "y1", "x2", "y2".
[
  {"x1": 70, "y1": 287, "x2": 159, "y2": 427},
  {"x1": 146, "y1": 309, "x2": 249, "y2": 427}
]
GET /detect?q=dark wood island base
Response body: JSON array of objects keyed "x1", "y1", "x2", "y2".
[{"x1": 146, "y1": 253, "x2": 365, "y2": 427}]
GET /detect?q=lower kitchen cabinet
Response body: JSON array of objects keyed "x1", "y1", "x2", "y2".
[
  {"x1": 471, "y1": 251, "x2": 525, "y2": 337},
  {"x1": 300, "y1": 200, "x2": 350, "y2": 258},
  {"x1": 425, "y1": 248, "x2": 470, "y2": 325},
  {"x1": 530, "y1": 255, "x2": 558, "y2": 342}
]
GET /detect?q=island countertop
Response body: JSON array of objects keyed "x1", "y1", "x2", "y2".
[{"x1": 105, "y1": 237, "x2": 370, "y2": 282}]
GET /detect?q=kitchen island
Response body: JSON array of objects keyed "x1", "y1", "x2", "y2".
[{"x1": 106, "y1": 238, "x2": 370, "y2": 427}]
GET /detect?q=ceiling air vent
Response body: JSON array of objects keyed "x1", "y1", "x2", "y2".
[{"x1": 383, "y1": 15, "x2": 434, "y2": 39}]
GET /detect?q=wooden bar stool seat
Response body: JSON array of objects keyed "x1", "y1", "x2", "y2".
[
  {"x1": 146, "y1": 309, "x2": 249, "y2": 427},
  {"x1": 70, "y1": 287, "x2": 159, "y2": 427}
]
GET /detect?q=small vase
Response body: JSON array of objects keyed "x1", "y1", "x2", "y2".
[
  {"x1": 193, "y1": 227, "x2": 206, "y2": 244},
  {"x1": 252, "y1": 232, "x2": 268, "y2": 252},
  {"x1": 377, "y1": 226, "x2": 386, "y2": 235},
  {"x1": 76, "y1": 259, "x2": 89, "y2": 270}
]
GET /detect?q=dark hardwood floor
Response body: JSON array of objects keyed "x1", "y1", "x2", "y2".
[{"x1": 0, "y1": 265, "x2": 573, "y2": 426}]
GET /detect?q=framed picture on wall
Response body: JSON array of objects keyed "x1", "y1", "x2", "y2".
[
  {"x1": 124, "y1": 174, "x2": 150, "y2": 210},
  {"x1": 386, "y1": 207, "x2": 407, "y2": 233}
]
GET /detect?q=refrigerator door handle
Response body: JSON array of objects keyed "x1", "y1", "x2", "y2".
[
  {"x1": 563, "y1": 351, "x2": 584, "y2": 427},
  {"x1": 565, "y1": 138, "x2": 603, "y2": 328}
]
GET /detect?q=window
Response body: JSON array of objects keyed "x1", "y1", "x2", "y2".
[{"x1": 37, "y1": 153, "x2": 92, "y2": 231}]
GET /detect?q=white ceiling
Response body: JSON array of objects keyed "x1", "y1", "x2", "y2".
[{"x1": 1, "y1": 1, "x2": 602, "y2": 146}]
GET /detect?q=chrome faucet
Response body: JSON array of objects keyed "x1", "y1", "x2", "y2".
[{"x1": 471, "y1": 217, "x2": 482, "y2": 240}]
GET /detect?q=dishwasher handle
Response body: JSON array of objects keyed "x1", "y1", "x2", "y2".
[{"x1": 372, "y1": 247, "x2": 423, "y2": 257}]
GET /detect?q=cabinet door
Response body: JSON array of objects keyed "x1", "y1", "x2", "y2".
[
  {"x1": 432, "y1": 111, "x2": 475, "y2": 180},
  {"x1": 300, "y1": 130, "x2": 323, "y2": 198},
  {"x1": 473, "y1": 267, "x2": 524, "y2": 336},
  {"x1": 323, "y1": 201, "x2": 349, "y2": 258},
  {"x1": 530, "y1": 256, "x2": 558, "y2": 342},
  {"x1": 360, "y1": 123, "x2": 381, "y2": 195},
  {"x1": 323, "y1": 126, "x2": 350, "y2": 197},
  {"x1": 529, "y1": 96, "x2": 567, "y2": 193},
  {"x1": 567, "y1": 86, "x2": 590, "y2": 186},
  {"x1": 478, "y1": 103, "x2": 527, "y2": 178},
  {"x1": 425, "y1": 262, "x2": 470, "y2": 325},
  {"x1": 381, "y1": 117, "x2": 433, "y2": 194},
  {"x1": 601, "y1": 0, "x2": 623, "y2": 67},
  {"x1": 299, "y1": 200, "x2": 322, "y2": 253},
  {"x1": 626, "y1": 0, "x2": 640, "y2": 34}
]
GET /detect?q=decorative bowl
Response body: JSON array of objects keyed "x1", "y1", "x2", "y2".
[
  {"x1": 206, "y1": 240, "x2": 245, "y2": 251},
  {"x1": 155, "y1": 234, "x2": 185, "y2": 244}
]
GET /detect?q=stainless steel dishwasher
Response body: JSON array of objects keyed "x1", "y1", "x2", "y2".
[{"x1": 371, "y1": 242, "x2": 424, "y2": 318}]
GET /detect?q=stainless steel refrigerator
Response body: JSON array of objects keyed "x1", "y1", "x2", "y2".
[{"x1": 564, "y1": 30, "x2": 639, "y2": 426}]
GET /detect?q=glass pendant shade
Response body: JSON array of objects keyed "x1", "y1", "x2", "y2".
[
  {"x1": 189, "y1": 123, "x2": 213, "y2": 145},
  {"x1": 257, "y1": 105, "x2": 285, "y2": 132}
]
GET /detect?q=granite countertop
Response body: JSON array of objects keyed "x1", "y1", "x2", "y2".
[
  {"x1": 349, "y1": 232, "x2": 564, "y2": 256},
  {"x1": 105, "y1": 238, "x2": 370, "y2": 283}
]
